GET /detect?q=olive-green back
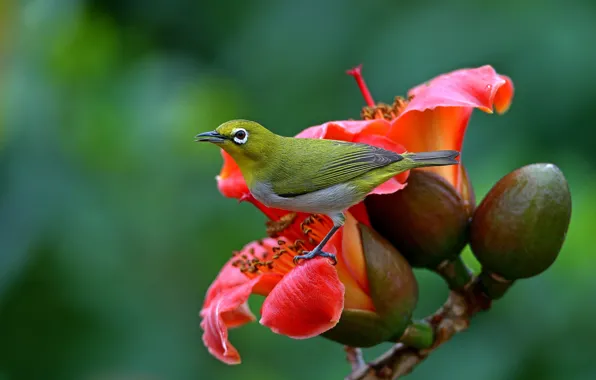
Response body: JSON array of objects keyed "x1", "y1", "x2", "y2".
[{"x1": 263, "y1": 137, "x2": 403, "y2": 197}]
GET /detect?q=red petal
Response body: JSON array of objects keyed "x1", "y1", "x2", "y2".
[
  {"x1": 217, "y1": 151, "x2": 249, "y2": 199},
  {"x1": 456, "y1": 164, "x2": 476, "y2": 214},
  {"x1": 201, "y1": 303, "x2": 242, "y2": 364},
  {"x1": 295, "y1": 124, "x2": 329, "y2": 139},
  {"x1": 203, "y1": 239, "x2": 282, "y2": 308},
  {"x1": 297, "y1": 122, "x2": 356, "y2": 141},
  {"x1": 494, "y1": 75, "x2": 514, "y2": 114},
  {"x1": 201, "y1": 278, "x2": 261, "y2": 365},
  {"x1": 341, "y1": 119, "x2": 390, "y2": 136},
  {"x1": 369, "y1": 179, "x2": 406, "y2": 195},
  {"x1": 260, "y1": 258, "x2": 345, "y2": 338},
  {"x1": 355, "y1": 133, "x2": 405, "y2": 155},
  {"x1": 296, "y1": 120, "x2": 390, "y2": 141},
  {"x1": 388, "y1": 65, "x2": 514, "y2": 190},
  {"x1": 221, "y1": 302, "x2": 255, "y2": 328},
  {"x1": 323, "y1": 216, "x2": 375, "y2": 311},
  {"x1": 203, "y1": 260, "x2": 252, "y2": 309},
  {"x1": 339, "y1": 212, "x2": 370, "y2": 297},
  {"x1": 200, "y1": 243, "x2": 283, "y2": 365},
  {"x1": 405, "y1": 65, "x2": 514, "y2": 114},
  {"x1": 389, "y1": 107, "x2": 470, "y2": 189},
  {"x1": 347, "y1": 202, "x2": 371, "y2": 227}
]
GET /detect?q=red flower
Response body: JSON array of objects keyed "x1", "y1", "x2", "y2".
[
  {"x1": 200, "y1": 209, "x2": 375, "y2": 364},
  {"x1": 201, "y1": 65, "x2": 514, "y2": 364}
]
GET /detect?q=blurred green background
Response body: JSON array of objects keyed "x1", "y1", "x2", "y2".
[{"x1": 1, "y1": 0, "x2": 594, "y2": 379}]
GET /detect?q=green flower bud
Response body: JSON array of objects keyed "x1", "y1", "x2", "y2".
[
  {"x1": 323, "y1": 309, "x2": 393, "y2": 347},
  {"x1": 322, "y1": 223, "x2": 418, "y2": 347},
  {"x1": 365, "y1": 169, "x2": 469, "y2": 269},
  {"x1": 395, "y1": 320, "x2": 435, "y2": 349},
  {"x1": 470, "y1": 163, "x2": 572, "y2": 280}
]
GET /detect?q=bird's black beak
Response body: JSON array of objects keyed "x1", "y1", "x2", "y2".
[{"x1": 195, "y1": 130, "x2": 226, "y2": 143}]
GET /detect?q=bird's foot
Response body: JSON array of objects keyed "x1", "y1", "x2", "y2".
[{"x1": 293, "y1": 250, "x2": 337, "y2": 265}]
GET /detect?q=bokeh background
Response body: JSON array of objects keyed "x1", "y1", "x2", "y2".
[{"x1": 1, "y1": 0, "x2": 594, "y2": 379}]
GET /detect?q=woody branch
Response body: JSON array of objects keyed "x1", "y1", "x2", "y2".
[{"x1": 346, "y1": 276, "x2": 492, "y2": 380}]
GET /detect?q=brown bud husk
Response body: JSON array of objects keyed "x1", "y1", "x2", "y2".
[
  {"x1": 365, "y1": 169, "x2": 469, "y2": 268},
  {"x1": 470, "y1": 163, "x2": 572, "y2": 280},
  {"x1": 322, "y1": 223, "x2": 418, "y2": 347}
]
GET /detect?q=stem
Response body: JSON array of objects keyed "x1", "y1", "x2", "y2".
[
  {"x1": 346, "y1": 64, "x2": 376, "y2": 107},
  {"x1": 478, "y1": 269, "x2": 514, "y2": 300},
  {"x1": 345, "y1": 346, "x2": 366, "y2": 372},
  {"x1": 435, "y1": 257, "x2": 473, "y2": 291},
  {"x1": 397, "y1": 320, "x2": 434, "y2": 349},
  {"x1": 346, "y1": 277, "x2": 492, "y2": 380}
]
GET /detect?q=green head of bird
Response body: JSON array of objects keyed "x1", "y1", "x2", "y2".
[{"x1": 195, "y1": 119, "x2": 277, "y2": 169}]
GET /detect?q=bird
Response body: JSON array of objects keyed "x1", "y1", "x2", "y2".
[{"x1": 196, "y1": 119, "x2": 459, "y2": 265}]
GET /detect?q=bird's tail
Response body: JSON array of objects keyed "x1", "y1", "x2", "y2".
[{"x1": 402, "y1": 150, "x2": 460, "y2": 168}]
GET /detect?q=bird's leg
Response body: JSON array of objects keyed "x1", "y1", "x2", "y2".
[{"x1": 293, "y1": 213, "x2": 345, "y2": 265}]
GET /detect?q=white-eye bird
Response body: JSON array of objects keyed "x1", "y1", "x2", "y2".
[{"x1": 196, "y1": 120, "x2": 460, "y2": 264}]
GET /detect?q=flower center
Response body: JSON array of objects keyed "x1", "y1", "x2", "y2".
[
  {"x1": 265, "y1": 213, "x2": 298, "y2": 237},
  {"x1": 360, "y1": 96, "x2": 409, "y2": 121},
  {"x1": 232, "y1": 214, "x2": 335, "y2": 278},
  {"x1": 299, "y1": 214, "x2": 335, "y2": 245},
  {"x1": 347, "y1": 64, "x2": 410, "y2": 121}
]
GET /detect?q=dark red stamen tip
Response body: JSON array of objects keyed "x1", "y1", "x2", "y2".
[{"x1": 346, "y1": 64, "x2": 376, "y2": 107}]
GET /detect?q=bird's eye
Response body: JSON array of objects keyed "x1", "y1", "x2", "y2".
[{"x1": 232, "y1": 129, "x2": 248, "y2": 144}]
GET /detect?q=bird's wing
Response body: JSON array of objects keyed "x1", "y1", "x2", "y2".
[{"x1": 272, "y1": 140, "x2": 403, "y2": 197}]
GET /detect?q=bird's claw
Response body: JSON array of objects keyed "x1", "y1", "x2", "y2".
[{"x1": 293, "y1": 250, "x2": 337, "y2": 265}]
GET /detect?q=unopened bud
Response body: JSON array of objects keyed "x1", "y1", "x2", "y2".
[
  {"x1": 365, "y1": 169, "x2": 469, "y2": 268},
  {"x1": 322, "y1": 223, "x2": 418, "y2": 347},
  {"x1": 470, "y1": 163, "x2": 571, "y2": 280}
]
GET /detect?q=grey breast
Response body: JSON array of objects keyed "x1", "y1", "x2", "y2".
[{"x1": 250, "y1": 181, "x2": 362, "y2": 214}]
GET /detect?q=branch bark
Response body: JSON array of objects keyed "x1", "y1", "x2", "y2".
[
  {"x1": 346, "y1": 277, "x2": 492, "y2": 380},
  {"x1": 345, "y1": 346, "x2": 366, "y2": 372}
]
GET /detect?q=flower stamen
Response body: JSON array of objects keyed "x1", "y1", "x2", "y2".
[
  {"x1": 233, "y1": 214, "x2": 336, "y2": 277},
  {"x1": 300, "y1": 214, "x2": 334, "y2": 243},
  {"x1": 347, "y1": 64, "x2": 376, "y2": 107},
  {"x1": 346, "y1": 64, "x2": 410, "y2": 121},
  {"x1": 266, "y1": 212, "x2": 298, "y2": 237},
  {"x1": 361, "y1": 96, "x2": 409, "y2": 121}
]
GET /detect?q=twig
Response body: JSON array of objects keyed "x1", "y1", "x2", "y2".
[
  {"x1": 346, "y1": 277, "x2": 492, "y2": 380},
  {"x1": 345, "y1": 346, "x2": 366, "y2": 372}
]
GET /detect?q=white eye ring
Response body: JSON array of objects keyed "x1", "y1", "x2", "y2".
[{"x1": 232, "y1": 128, "x2": 249, "y2": 144}]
